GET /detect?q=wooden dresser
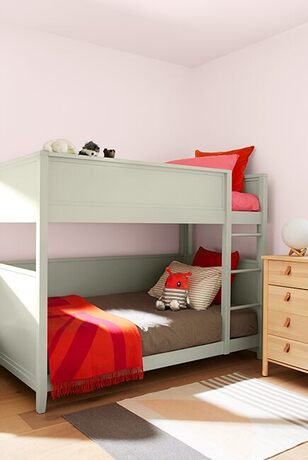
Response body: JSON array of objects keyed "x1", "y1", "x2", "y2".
[{"x1": 262, "y1": 255, "x2": 308, "y2": 376}]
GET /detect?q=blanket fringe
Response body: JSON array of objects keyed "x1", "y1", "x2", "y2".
[{"x1": 51, "y1": 368, "x2": 144, "y2": 399}]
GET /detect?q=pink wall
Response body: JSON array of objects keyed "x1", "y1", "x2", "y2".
[
  {"x1": 2, "y1": 23, "x2": 307, "y2": 260},
  {"x1": 0, "y1": 26, "x2": 190, "y2": 260},
  {"x1": 191, "y1": 23, "x2": 308, "y2": 255}
]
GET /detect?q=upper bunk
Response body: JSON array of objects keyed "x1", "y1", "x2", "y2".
[{"x1": 0, "y1": 151, "x2": 267, "y2": 225}]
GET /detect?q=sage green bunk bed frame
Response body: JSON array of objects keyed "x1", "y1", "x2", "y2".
[{"x1": 0, "y1": 151, "x2": 267, "y2": 413}]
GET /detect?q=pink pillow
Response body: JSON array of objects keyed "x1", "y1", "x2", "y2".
[
  {"x1": 167, "y1": 154, "x2": 239, "y2": 172},
  {"x1": 232, "y1": 191, "x2": 260, "y2": 211}
]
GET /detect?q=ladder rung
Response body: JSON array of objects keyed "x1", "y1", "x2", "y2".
[
  {"x1": 231, "y1": 303, "x2": 260, "y2": 311},
  {"x1": 231, "y1": 233, "x2": 262, "y2": 237},
  {"x1": 231, "y1": 268, "x2": 261, "y2": 274}
]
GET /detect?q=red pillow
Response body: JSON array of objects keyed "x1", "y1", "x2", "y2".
[
  {"x1": 195, "y1": 146, "x2": 254, "y2": 192},
  {"x1": 192, "y1": 246, "x2": 240, "y2": 304}
]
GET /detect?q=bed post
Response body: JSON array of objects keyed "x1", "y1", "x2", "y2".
[
  {"x1": 35, "y1": 152, "x2": 49, "y2": 413},
  {"x1": 222, "y1": 171, "x2": 232, "y2": 354},
  {"x1": 179, "y1": 224, "x2": 193, "y2": 263},
  {"x1": 256, "y1": 175, "x2": 268, "y2": 358}
]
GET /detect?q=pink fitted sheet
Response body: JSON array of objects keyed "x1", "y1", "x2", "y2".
[{"x1": 232, "y1": 191, "x2": 260, "y2": 211}]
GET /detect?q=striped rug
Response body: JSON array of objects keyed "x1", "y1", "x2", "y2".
[{"x1": 117, "y1": 372, "x2": 308, "y2": 460}]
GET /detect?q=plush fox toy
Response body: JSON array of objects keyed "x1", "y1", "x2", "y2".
[{"x1": 156, "y1": 267, "x2": 192, "y2": 311}]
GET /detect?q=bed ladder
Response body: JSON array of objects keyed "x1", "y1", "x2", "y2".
[
  {"x1": 225, "y1": 226, "x2": 266, "y2": 358},
  {"x1": 222, "y1": 172, "x2": 267, "y2": 357},
  {"x1": 221, "y1": 228, "x2": 265, "y2": 357},
  {"x1": 230, "y1": 230, "x2": 263, "y2": 312}
]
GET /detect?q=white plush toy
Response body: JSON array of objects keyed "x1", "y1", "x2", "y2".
[{"x1": 43, "y1": 139, "x2": 77, "y2": 155}]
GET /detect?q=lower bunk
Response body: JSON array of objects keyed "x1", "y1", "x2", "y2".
[
  {"x1": 46, "y1": 290, "x2": 258, "y2": 395},
  {"x1": 90, "y1": 290, "x2": 259, "y2": 369},
  {"x1": 89, "y1": 291, "x2": 258, "y2": 358},
  {"x1": 0, "y1": 252, "x2": 261, "y2": 413}
]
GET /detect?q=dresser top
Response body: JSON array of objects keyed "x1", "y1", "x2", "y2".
[{"x1": 262, "y1": 255, "x2": 308, "y2": 262}]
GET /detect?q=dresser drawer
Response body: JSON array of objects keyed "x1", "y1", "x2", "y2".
[
  {"x1": 268, "y1": 310, "x2": 308, "y2": 343},
  {"x1": 268, "y1": 285, "x2": 308, "y2": 316},
  {"x1": 268, "y1": 335, "x2": 308, "y2": 370},
  {"x1": 269, "y1": 260, "x2": 308, "y2": 289}
]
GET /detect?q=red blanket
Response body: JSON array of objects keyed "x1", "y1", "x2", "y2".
[{"x1": 48, "y1": 295, "x2": 144, "y2": 399}]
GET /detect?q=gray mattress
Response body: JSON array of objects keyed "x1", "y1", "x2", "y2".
[{"x1": 88, "y1": 292, "x2": 258, "y2": 357}]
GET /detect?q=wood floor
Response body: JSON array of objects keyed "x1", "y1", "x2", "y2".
[{"x1": 1, "y1": 351, "x2": 308, "y2": 460}]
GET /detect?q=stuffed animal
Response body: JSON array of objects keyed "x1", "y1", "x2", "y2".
[
  {"x1": 103, "y1": 148, "x2": 116, "y2": 158},
  {"x1": 79, "y1": 141, "x2": 100, "y2": 156},
  {"x1": 156, "y1": 267, "x2": 192, "y2": 311},
  {"x1": 43, "y1": 139, "x2": 77, "y2": 155}
]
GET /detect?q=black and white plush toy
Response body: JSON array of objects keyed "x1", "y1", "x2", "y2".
[{"x1": 79, "y1": 141, "x2": 100, "y2": 156}]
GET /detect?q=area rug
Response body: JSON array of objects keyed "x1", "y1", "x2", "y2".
[{"x1": 65, "y1": 372, "x2": 308, "y2": 460}]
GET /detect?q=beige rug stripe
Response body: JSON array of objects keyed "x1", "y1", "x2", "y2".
[
  {"x1": 200, "y1": 375, "x2": 308, "y2": 428},
  {"x1": 202, "y1": 373, "x2": 308, "y2": 415},
  {"x1": 208, "y1": 374, "x2": 308, "y2": 416},
  {"x1": 218, "y1": 374, "x2": 308, "y2": 418},
  {"x1": 233, "y1": 372, "x2": 308, "y2": 406}
]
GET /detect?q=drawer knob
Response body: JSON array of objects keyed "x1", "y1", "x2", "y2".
[
  {"x1": 284, "y1": 343, "x2": 291, "y2": 353},
  {"x1": 284, "y1": 317, "x2": 291, "y2": 328},
  {"x1": 284, "y1": 292, "x2": 291, "y2": 302},
  {"x1": 284, "y1": 265, "x2": 292, "y2": 276}
]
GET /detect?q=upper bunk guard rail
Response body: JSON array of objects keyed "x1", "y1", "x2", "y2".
[{"x1": 0, "y1": 151, "x2": 266, "y2": 225}]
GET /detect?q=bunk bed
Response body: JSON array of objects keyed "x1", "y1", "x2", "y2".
[{"x1": 0, "y1": 151, "x2": 268, "y2": 413}]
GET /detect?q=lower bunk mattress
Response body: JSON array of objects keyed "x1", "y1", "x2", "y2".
[{"x1": 87, "y1": 291, "x2": 258, "y2": 357}]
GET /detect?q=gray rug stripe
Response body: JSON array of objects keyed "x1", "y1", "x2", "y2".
[{"x1": 65, "y1": 403, "x2": 209, "y2": 460}]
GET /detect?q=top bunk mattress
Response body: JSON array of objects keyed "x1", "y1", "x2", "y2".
[{"x1": 87, "y1": 291, "x2": 257, "y2": 357}]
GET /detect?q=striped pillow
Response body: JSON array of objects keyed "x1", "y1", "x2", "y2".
[{"x1": 148, "y1": 261, "x2": 221, "y2": 311}]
